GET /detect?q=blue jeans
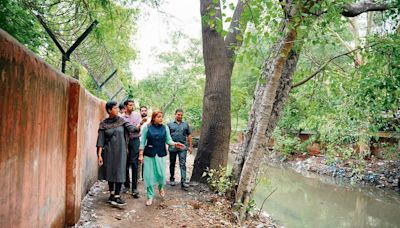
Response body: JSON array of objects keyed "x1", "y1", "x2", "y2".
[{"x1": 169, "y1": 150, "x2": 187, "y2": 183}]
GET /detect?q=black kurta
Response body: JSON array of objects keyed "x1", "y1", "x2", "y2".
[{"x1": 96, "y1": 116, "x2": 137, "y2": 182}]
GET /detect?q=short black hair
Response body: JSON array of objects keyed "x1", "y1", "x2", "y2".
[
  {"x1": 118, "y1": 103, "x2": 125, "y2": 110},
  {"x1": 140, "y1": 105, "x2": 147, "y2": 110},
  {"x1": 175, "y1": 108, "x2": 183, "y2": 114},
  {"x1": 105, "y1": 101, "x2": 118, "y2": 114},
  {"x1": 124, "y1": 99, "x2": 134, "y2": 106}
]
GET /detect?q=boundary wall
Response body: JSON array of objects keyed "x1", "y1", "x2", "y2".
[{"x1": 0, "y1": 29, "x2": 106, "y2": 227}]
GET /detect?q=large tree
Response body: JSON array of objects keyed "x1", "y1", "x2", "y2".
[{"x1": 191, "y1": 0, "x2": 252, "y2": 181}]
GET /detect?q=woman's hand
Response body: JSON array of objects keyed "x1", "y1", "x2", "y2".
[
  {"x1": 98, "y1": 155, "x2": 103, "y2": 166},
  {"x1": 174, "y1": 142, "x2": 185, "y2": 150},
  {"x1": 138, "y1": 150, "x2": 144, "y2": 164},
  {"x1": 97, "y1": 147, "x2": 103, "y2": 166}
]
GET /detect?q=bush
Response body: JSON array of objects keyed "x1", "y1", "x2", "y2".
[
  {"x1": 272, "y1": 127, "x2": 301, "y2": 157},
  {"x1": 202, "y1": 166, "x2": 234, "y2": 196}
]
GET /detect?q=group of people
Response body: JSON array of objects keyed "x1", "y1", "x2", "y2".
[{"x1": 96, "y1": 100, "x2": 193, "y2": 206}]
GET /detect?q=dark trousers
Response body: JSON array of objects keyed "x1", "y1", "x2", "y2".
[
  {"x1": 125, "y1": 138, "x2": 140, "y2": 191},
  {"x1": 169, "y1": 150, "x2": 187, "y2": 183},
  {"x1": 108, "y1": 182, "x2": 122, "y2": 195}
]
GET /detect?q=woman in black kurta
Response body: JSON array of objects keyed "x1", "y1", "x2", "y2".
[{"x1": 96, "y1": 101, "x2": 138, "y2": 206}]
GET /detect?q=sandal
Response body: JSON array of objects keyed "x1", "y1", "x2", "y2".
[
  {"x1": 146, "y1": 199, "x2": 153, "y2": 206},
  {"x1": 159, "y1": 188, "x2": 166, "y2": 198}
]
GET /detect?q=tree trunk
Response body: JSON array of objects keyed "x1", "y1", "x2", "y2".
[
  {"x1": 348, "y1": 18, "x2": 363, "y2": 66},
  {"x1": 231, "y1": 81, "x2": 263, "y2": 183},
  {"x1": 231, "y1": 49, "x2": 299, "y2": 182},
  {"x1": 191, "y1": 0, "x2": 249, "y2": 182},
  {"x1": 235, "y1": 25, "x2": 299, "y2": 219},
  {"x1": 366, "y1": 12, "x2": 374, "y2": 36},
  {"x1": 191, "y1": 0, "x2": 233, "y2": 181},
  {"x1": 231, "y1": 36, "x2": 302, "y2": 185}
]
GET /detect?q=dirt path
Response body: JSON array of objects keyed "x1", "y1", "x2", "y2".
[
  {"x1": 77, "y1": 152, "x2": 208, "y2": 227},
  {"x1": 77, "y1": 180, "x2": 216, "y2": 227},
  {"x1": 75, "y1": 151, "x2": 277, "y2": 228}
]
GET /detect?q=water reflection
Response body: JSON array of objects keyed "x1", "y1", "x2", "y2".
[{"x1": 254, "y1": 165, "x2": 400, "y2": 228}]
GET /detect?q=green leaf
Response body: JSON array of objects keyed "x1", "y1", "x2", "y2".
[
  {"x1": 229, "y1": 3, "x2": 235, "y2": 10},
  {"x1": 210, "y1": 10, "x2": 216, "y2": 17},
  {"x1": 266, "y1": 1, "x2": 273, "y2": 9}
]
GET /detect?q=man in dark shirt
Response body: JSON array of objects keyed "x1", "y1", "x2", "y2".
[
  {"x1": 167, "y1": 109, "x2": 193, "y2": 189},
  {"x1": 121, "y1": 99, "x2": 146, "y2": 198}
]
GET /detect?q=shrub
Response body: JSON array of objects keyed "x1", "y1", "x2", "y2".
[{"x1": 202, "y1": 166, "x2": 234, "y2": 196}]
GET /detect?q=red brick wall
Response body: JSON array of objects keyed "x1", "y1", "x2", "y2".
[{"x1": 0, "y1": 29, "x2": 105, "y2": 227}]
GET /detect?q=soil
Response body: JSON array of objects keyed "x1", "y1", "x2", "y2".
[{"x1": 75, "y1": 150, "x2": 279, "y2": 228}]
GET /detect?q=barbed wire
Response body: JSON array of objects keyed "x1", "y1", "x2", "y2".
[{"x1": 22, "y1": 0, "x2": 126, "y2": 101}]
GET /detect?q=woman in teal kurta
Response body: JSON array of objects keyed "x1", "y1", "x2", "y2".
[{"x1": 139, "y1": 110, "x2": 184, "y2": 206}]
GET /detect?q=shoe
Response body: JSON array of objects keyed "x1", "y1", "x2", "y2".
[
  {"x1": 132, "y1": 190, "x2": 140, "y2": 199},
  {"x1": 107, "y1": 194, "x2": 115, "y2": 204},
  {"x1": 111, "y1": 196, "x2": 127, "y2": 206},
  {"x1": 146, "y1": 199, "x2": 153, "y2": 206},
  {"x1": 181, "y1": 182, "x2": 190, "y2": 189},
  {"x1": 169, "y1": 181, "x2": 177, "y2": 186}
]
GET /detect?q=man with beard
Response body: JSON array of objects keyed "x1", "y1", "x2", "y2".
[{"x1": 140, "y1": 106, "x2": 150, "y2": 124}]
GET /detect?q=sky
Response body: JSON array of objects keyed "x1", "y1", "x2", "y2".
[{"x1": 129, "y1": 0, "x2": 201, "y2": 81}]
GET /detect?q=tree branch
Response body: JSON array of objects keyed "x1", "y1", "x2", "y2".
[
  {"x1": 342, "y1": 0, "x2": 392, "y2": 17},
  {"x1": 224, "y1": 0, "x2": 250, "y2": 62},
  {"x1": 162, "y1": 90, "x2": 177, "y2": 114},
  {"x1": 328, "y1": 27, "x2": 353, "y2": 52},
  {"x1": 291, "y1": 44, "x2": 377, "y2": 89},
  {"x1": 303, "y1": 47, "x2": 346, "y2": 74},
  {"x1": 309, "y1": 0, "x2": 393, "y2": 17}
]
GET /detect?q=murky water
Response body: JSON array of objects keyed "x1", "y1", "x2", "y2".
[{"x1": 254, "y1": 165, "x2": 400, "y2": 228}]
